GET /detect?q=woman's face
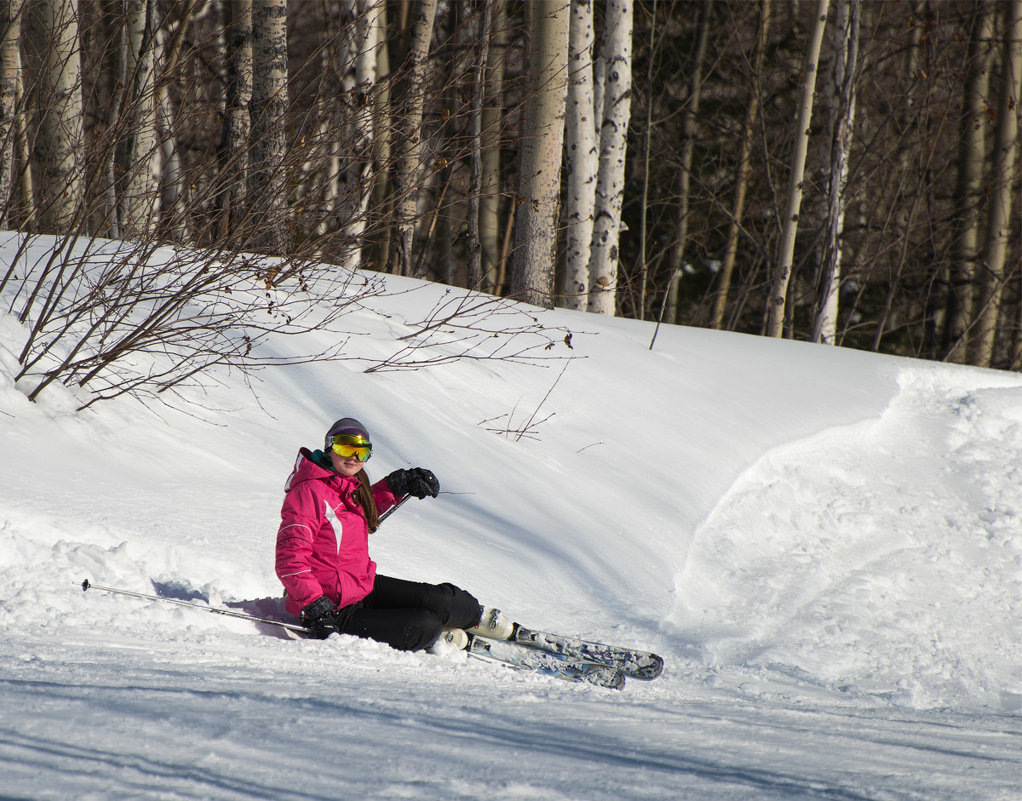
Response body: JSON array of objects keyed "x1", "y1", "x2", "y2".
[{"x1": 329, "y1": 449, "x2": 364, "y2": 477}]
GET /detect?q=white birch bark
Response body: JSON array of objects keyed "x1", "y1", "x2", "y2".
[
  {"x1": 14, "y1": 41, "x2": 33, "y2": 229},
  {"x1": 562, "y1": 0, "x2": 597, "y2": 310},
  {"x1": 26, "y1": 0, "x2": 85, "y2": 235},
  {"x1": 389, "y1": 0, "x2": 437, "y2": 276},
  {"x1": 0, "y1": 0, "x2": 24, "y2": 226},
  {"x1": 466, "y1": 1, "x2": 491, "y2": 288},
  {"x1": 249, "y1": 0, "x2": 290, "y2": 253},
  {"x1": 337, "y1": 0, "x2": 381, "y2": 271},
  {"x1": 154, "y1": 13, "x2": 194, "y2": 241},
  {"x1": 479, "y1": 0, "x2": 506, "y2": 294},
  {"x1": 970, "y1": 0, "x2": 1022, "y2": 367},
  {"x1": 369, "y1": 1, "x2": 391, "y2": 266},
  {"x1": 587, "y1": 0, "x2": 632, "y2": 316},
  {"x1": 766, "y1": 0, "x2": 829, "y2": 338},
  {"x1": 223, "y1": 0, "x2": 252, "y2": 243},
  {"x1": 509, "y1": 0, "x2": 569, "y2": 307},
  {"x1": 812, "y1": 0, "x2": 859, "y2": 345},
  {"x1": 122, "y1": 0, "x2": 161, "y2": 238},
  {"x1": 946, "y1": 1, "x2": 993, "y2": 363}
]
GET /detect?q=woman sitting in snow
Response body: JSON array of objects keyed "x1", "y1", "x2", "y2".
[{"x1": 274, "y1": 417, "x2": 484, "y2": 651}]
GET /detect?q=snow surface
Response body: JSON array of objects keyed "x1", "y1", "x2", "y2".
[{"x1": 1, "y1": 234, "x2": 1019, "y2": 800}]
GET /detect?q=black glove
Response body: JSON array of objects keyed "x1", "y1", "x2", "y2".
[
  {"x1": 300, "y1": 596, "x2": 339, "y2": 639},
  {"x1": 386, "y1": 467, "x2": 440, "y2": 499}
]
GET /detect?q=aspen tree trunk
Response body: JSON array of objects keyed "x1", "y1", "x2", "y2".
[
  {"x1": 222, "y1": 0, "x2": 252, "y2": 244},
  {"x1": 812, "y1": 0, "x2": 859, "y2": 345},
  {"x1": 969, "y1": 0, "x2": 1022, "y2": 367},
  {"x1": 870, "y1": 1, "x2": 923, "y2": 354},
  {"x1": 336, "y1": 0, "x2": 381, "y2": 272},
  {"x1": 0, "y1": 0, "x2": 23, "y2": 226},
  {"x1": 562, "y1": 0, "x2": 597, "y2": 311},
  {"x1": 369, "y1": 2, "x2": 391, "y2": 270},
  {"x1": 122, "y1": 0, "x2": 160, "y2": 238},
  {"x1": 587, "y1": 0, "x2": 632, "y2": 316},
  {"x1": 710, "y1": 0, "x2": 771, "y2": 330},
  {"x1": 479, "y1": 0, "x2": 506, "y2": 294},
  {"x1": 15, "y1": 61, "x2": 32, "y2": 228},
  {"x1": 637, "y1": 0, "x2": 659, "y2": 322},
  {"x1": 664, "y1": 0, "x2": 711, "y2": 324},
  {"x1": 466, "y1": 1, "x2": 490, "y2": 289},
  {"x1": 25, "y1": 0, "x2": 85, "y2": 235},
  {"x1": 389, "y1": 0, "x2": 437, "y2": 277},
  {"x1": 97, "y1": 0, "x2": 123, "y2": 239},
  {"x1": 313, "y1": 25, "x2": 345, "y2": 248},
  {"x1": 766, "y1": 0, "x2": 829, "y2": 338},
  {"x1": 156, "y1": 21, "x2": 188, "y2": 242},
  {"x1": 946, "y1": 1, "x2": 993, "y2": 363},
  {"x1": 509, "y1": 0, "x2": 568, "y2": 307},
  {"x1": 249, "y1": 0, "x2": 290, "y2": 254}
]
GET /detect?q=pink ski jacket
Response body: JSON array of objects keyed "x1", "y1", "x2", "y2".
[{"x1": 275, "y1": 448, "x2": 399, "y2": 616}]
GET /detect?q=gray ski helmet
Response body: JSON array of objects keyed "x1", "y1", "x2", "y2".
[{"x1": 324, "y1": 417, "x2": 371, "y2": 451}]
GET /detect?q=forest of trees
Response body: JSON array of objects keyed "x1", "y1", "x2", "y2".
[{"x1": 1, "y1": 0, "x2": 1020, "y2": 372}]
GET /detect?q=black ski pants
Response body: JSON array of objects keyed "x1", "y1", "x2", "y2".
[{"x1": 334, "y1": 576, "x2": 481, "y2": 652}]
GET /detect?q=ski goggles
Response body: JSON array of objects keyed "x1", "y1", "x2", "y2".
[{"x1": 329, "y1": 433, "x2": 372, "y2": 462}]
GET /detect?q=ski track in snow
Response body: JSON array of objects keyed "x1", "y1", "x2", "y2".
[{"x1": 1, "y1": 234, "x2": 1020, "y2": 800}]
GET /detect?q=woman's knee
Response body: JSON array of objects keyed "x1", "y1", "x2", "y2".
[
  {"x1": 439, "y1": 582, "x2": 483, "y2": 629},
  {"x1": 394, "y1": 609, "x2": 444, "y2": 652}
]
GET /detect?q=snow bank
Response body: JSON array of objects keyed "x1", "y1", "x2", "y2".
[{"x1": 670, "y1": 366, "x2": 1022, "y2": 710}]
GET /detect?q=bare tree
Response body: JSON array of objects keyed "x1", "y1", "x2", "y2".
[
  {"x1": 663, "y1": 0, "x2": 712, "y2": 325},
  {"x1": 388, "y1": 0, "x2": 438, "y2": 277},
  {"x1": 479, "y1": 0, "x2": 507, "y2": 295},
  {"x1": 562, "y1": 0, "x2": 597, "y2": 311},
  {"x1": 946, "y1": 0, "x2": 993, "y2": 363},
  {"x1": 587, "y1": 0, "x2": 633, "y2": 316},
  {"x1": 970, "y1": 0, "x2": 1022, "y2": 367},
  {"x1": 766, "y1": 0, "x2": 829, "y2": 338},
  {"x1": 465, "y1": 1, "x2": 491, "y2": 289},
  {"x1": 812, "y1": 0, "x2": 859, "y2": 344},
  {"x1": 334, "y1": 0, "x2": 382, "y2": 273},
  {"x1": 220, "y1": 0, "x2": 253, "y2": 245},
  {"x1": 248, "y1": 0, "x2": 290, "y2": 254},
  {"x1": 24, "y1": 0, "x2": 85, "y2": 234},
  {"x1": 940, "y1": 0, "x2": 989, "y2": 363},
  {"x1": 0, "y1": 0, "x2": 23, "y2": 226},
  {"x1": 368, "y1": 1, "x2": 392, "y2": 270},
  {"x1": 710, "y1": 0, "x2": 772, "y2": 331},
  {"x1": 509, "y1": 0, "x2": 569, "y2": 307},
  {"x1": 121, "y1": 0, "x2": 161, "y2": 238}
]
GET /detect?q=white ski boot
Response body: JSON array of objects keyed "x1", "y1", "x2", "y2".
[
  {"x1": 466, "y1": 607, "x2": 515, "y2": 640},
  {"x1": 429, "y1": 628, "x2": 469, "y2": 656}
]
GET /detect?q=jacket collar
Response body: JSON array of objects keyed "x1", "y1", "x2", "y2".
[{"x1": 289, "y1": 447, "x2": 360, "y2": 492}]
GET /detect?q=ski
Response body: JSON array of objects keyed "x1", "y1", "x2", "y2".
[
  {"x1": 465, "y1": 635, "x2": 626, "y2": 690},
  {"x1": 511, "y1": 626, "x2": 664, "y2": 680},
  {"x1": 468, "y1": 608, "x2": 663, "y2": 680}
]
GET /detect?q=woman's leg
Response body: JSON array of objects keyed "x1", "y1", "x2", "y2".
[
  {"x1": 336, "y1": 605, "x2": 444, "y2": 652},
  {"x1": 334, "y1": 576, "x2": 482, "y2": 651},
  {"x1": 367, "y1": 575, "x2": 483, "y2": 629}
]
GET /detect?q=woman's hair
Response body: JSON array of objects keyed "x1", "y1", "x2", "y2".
[{"x1": 354, "y1": 468, "x2": 381, "y2": 532}]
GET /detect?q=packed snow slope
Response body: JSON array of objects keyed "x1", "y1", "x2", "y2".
[{"x1": 0, "y1": 234, "x2": 1019, "y2": 800}]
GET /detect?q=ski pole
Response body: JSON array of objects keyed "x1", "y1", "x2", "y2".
[
  {"x1": 79, "y1": 579, "x2": 310, "y2": 634},
  {"x1": 378, "y1": 492, "x2": 411, "y2": 525}
]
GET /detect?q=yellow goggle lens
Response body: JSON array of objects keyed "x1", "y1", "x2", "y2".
[{"x1": 330, "y1": 434, "x2": 372, "y2": 462}]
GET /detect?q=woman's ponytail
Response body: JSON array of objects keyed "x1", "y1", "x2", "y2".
[{"x1": 355, "y1": 468, "x2": 381, "y2": 532}]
